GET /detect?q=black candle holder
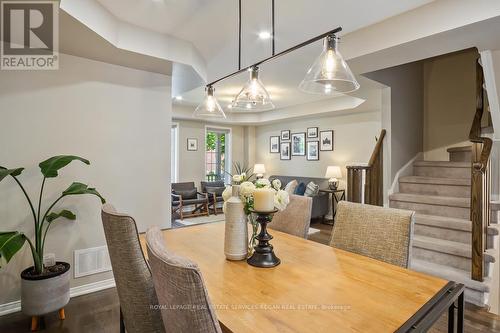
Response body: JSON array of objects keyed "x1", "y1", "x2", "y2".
[{"x1": 247, "y1": 208, "x2": 281, "y2": 268}]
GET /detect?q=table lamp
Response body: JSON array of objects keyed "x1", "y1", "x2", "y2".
[
  {"x1": 254, "y1": 164, "x2": 266, "y2": 179},
  {"x1": 325, "y1": 166, "x2": 342, "y2": 190}
]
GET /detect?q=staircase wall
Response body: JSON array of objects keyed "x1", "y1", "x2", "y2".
[
  {"x1": 423, "y1": 49, "x2": 478, "y2": 161},
  {"x1": 365, "y1": 61, "x2": 424, "y2": 188}
]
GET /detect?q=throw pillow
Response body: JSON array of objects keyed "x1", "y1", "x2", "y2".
[
  {"x1": 294, "y1": 182, "x2": 307, "y2": 196},
  {"x1": 284, "y1": 179, "x2": 298, "y2": 194},
  {"x1": 174, "y1": 188, "x2": 197, "y2": 200},
  {"x1": 304, "y1": 182, "x2": 320, "y2": 197},
  {"x1": 206, "y1": 186, "x2": 225, "y2": 196}
]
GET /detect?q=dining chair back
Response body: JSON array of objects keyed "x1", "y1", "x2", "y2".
[
  {"x1": 330, "y1": 201, "x2": 414, "y2": 268},
  {"x1": 146, "y1": 226, "x2": 222, "y2": 333},
  {"x1": 101, "y1": 204, "x2": 165, "y2": 333},
  {"x1": 269, "y1": 194, "x2": 312, "y2": 239}
]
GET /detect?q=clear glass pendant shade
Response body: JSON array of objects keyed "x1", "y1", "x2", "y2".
[
  {"x1": 193, "y1": 86, "x2": 226, "y2": 118},
  {"x1": 299, "y1": 35, "x2": 360, "y2": 94},
  {"x1": 232, "y1": 67, "x2": 274, "y2": 111}
]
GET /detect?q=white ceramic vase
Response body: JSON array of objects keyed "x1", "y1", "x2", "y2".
[{"x1": 224, "y1": 185, "x2": 248, "y2": 260}]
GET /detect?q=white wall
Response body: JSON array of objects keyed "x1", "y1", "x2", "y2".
[
  {"x1": 255, "y1": 111, "x2": 382, "y2": 190},
  {"x1": 174, "y1": 119, "x2": 246, "y2": 186},
  {"x1": 0, "y1": 54, "x2": 172, "y2": 305}
]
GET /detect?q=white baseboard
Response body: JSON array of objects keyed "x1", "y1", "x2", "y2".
[
  {"x1": 0, "y1": 278, "x2": 115, "y2": 317},
  {"x1": 388, "y1": 152, "x2": 423, "y2": 197}
]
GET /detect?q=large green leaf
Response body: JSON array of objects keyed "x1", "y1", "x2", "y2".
[
  {"x1": 0, "y1": 232, "x2": 26, "y2": 266},
  {"x1": 62, "y1": 182, "x2": 106, "y2": 204},
  {"x1": 0, "y1": 167, "x2": 24, "y2": 182},
  {"x1": 46, "y1": 209, "x2": 76, "y2": 223},
  {"x1": 39, "y1": 155, "x2": 90, "y2": 178}
]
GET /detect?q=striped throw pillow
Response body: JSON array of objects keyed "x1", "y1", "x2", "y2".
[{"x1": 304, "y1": 182, "x2": 319, "y2": 197}]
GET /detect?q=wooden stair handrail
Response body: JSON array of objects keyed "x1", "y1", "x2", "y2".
[
  {"x1": 368, "y1": 130, "x2": 386, "y2": 167},
  {"x1": 470, "y1": 58, "x2": 492, "y2": 282},
  {"x1": 347, "y1": 129, "x2": 386, "y2": 206}
]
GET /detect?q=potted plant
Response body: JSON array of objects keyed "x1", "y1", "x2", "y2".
[{"x1": 0, "y1": 155, "x2": 105, "y2": 331}]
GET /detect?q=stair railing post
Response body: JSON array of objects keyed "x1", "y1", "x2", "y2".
[
  {"x1": 469, "y1": 57, "x2": 492, "y2": 282},
  {"x1": 471, "y1": 143, "x2": 484, "y2": 281}
]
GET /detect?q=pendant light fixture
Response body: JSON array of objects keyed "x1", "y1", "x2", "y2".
[
  {"x1": 232, "y1": 66, "x2": 274, "y2": 110},
  {"x1": 193, "y1": 85, "x2": 226, "y2": 119},
  {"x1": 299, "y1": 34, "x2": 359, "y2": 94},
  {"x1": 193, "y1": 0, "x2": 359, "y2": 119}
]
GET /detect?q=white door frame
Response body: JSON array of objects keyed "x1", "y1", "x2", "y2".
[
  {"x1": 171, "y1": 122, "x2": 179, "y2": 183},
  {"x1": 205, "y1": 125, "x2": 232, "y2": 183}
]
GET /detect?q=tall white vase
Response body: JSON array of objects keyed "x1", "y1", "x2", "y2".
[{"x1": 224, "y1": 185, "x2": 248, "y2": 260}]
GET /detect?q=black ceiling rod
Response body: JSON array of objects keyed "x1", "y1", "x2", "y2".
[
  {"x1": 272, "y1": 0, "x2": 275, "y2": 56},
  {"x1": 207, "y1": 26, "x2": 342, "y2": 87},
  {"x1": 238, "y1": 0, "x2": 242, "y2": 71}
]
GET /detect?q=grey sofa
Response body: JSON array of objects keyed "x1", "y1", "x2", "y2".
[{"x1": 269, "y1": 175, "x2": 329, "y2": 220}]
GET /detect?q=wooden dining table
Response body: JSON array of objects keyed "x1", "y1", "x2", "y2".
[{"x1": 139, "y1": 222, "x2": 465, "y2": 333}]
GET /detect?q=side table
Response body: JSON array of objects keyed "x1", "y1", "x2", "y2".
[{"x1": 319, "y1": 189, "x2": 345, "y2": 225}]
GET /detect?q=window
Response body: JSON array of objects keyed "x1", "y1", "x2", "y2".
[
  {"x1": 206, "y1": 127, "x2": 230, "y2": 182},
  {"x1": 171, "y1": 123, "x2": 178, "y2": 182}
]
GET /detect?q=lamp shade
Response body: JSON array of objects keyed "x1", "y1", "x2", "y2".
[
  {"x1": 299, "y1": 35, "x2": 359, "y2": 95},
  {"x1": 325, "y1": 166, "x2": 342, "y2": 179},
  {"x1": 253, "y1": 164, "x2": 266, "y2": 174},
  {"x1": 232, "y1": 67, "x2": 274, "y2": 111},
  {"x1": 193, "y1": 86, "x2": 226, "y2": 119}
]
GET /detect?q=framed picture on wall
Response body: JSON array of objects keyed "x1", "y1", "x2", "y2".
[
  {"x1": 187, "y1": 138, "x2": 198, "y2": 151},
  {"x1": 306, "y1": 141, "x2": 319, "y2": 161},
  {"x1": 270, "y1": 136, "x2": 280, "y2": 153},
  {"x1": 281, "y1": 130, "x2": 290, "y2": 141},
  {"x1": 280, "y1": 142, "x2": 291, "y2": 160},
  {"x1": 307, "y1": 127, "x2": 318, "y2": 138},
  {"x1": 320, "y1": 130, "x2": 334, "y2": 151},
  {"x1": 291, "y1": 132, "x2": 306, "y2": 156}
]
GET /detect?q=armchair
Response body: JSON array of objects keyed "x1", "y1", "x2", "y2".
[
  {"x1": 172, "y1": 182, "x2": 209, "y2": 220},
  {"x1": 200, "y1": 181, "x2": 226, "y2": 215}
]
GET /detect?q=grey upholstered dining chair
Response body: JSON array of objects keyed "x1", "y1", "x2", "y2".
[
  {"x1": 146, "y1": 226, "x2": 223, "y2": 333},
  {"x1": 101, "y1": 204, "x2": 165, "y2": 333},
  {"x1": 269, "y1": 194, "x2": 313, "y2": 239},
  {"x1": 329, "y1": 201, "x2": 415, "y2": 268}
]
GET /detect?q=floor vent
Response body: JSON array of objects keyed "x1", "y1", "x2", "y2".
[{"x1": 74, "y1": 246, "x2": 112, "y2": 278}]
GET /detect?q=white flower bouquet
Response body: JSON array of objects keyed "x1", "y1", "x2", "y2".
[{"x1": 222, "y1": 178, "x2": 290, "y2": 255}]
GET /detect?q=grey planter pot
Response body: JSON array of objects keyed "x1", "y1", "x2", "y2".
[{"x1": 21, "y1": 262, "x2": 70, "y2": 316}]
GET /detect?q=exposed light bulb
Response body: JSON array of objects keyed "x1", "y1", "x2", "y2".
[
  {"x1": 299, "y1": 34, "x2": 360, "y2": 94},
  {"x1": 323, "y1": 49, "x2": 336, "y2": 78},
  {"x1": 206, "y1": 96, "x2": 216, "y2": 112},
  {"x1": 193, "y1": 85, "x2": 226, "y2": 118},
  {"x1": 232, "y1": 66, "x2": 274, "y2": 111},
  {"x1": 174, "y1": 96, "x2": 183, "y2": 101},
  {"x1": 250, "y1": 79, "x2": 258, "y2": 98}
]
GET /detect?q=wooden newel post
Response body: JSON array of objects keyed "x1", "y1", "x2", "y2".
[{"x1": 347, "y1": 167, "x2": 363, "y2": 203}]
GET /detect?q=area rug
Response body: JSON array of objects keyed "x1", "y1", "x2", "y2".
[{"x1": 174, "y1": 214, "x2": 225, "y2": 228}]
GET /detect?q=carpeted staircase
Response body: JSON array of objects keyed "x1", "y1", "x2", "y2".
[{"x1": 389, "y1": 146, "x2": 499, "y2": 307}]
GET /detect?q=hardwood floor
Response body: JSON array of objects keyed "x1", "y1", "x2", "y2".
[
  {"x1": 0, "y1": 288, "x2": 120, "y2": 333},
  {"x1": 0, "y1": 221, "x2": 498, "y2": 332}
]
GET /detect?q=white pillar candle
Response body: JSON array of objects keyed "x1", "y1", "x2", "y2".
[{"x1": 253, "y1": 188, "x2": 275, "y2": 212}]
